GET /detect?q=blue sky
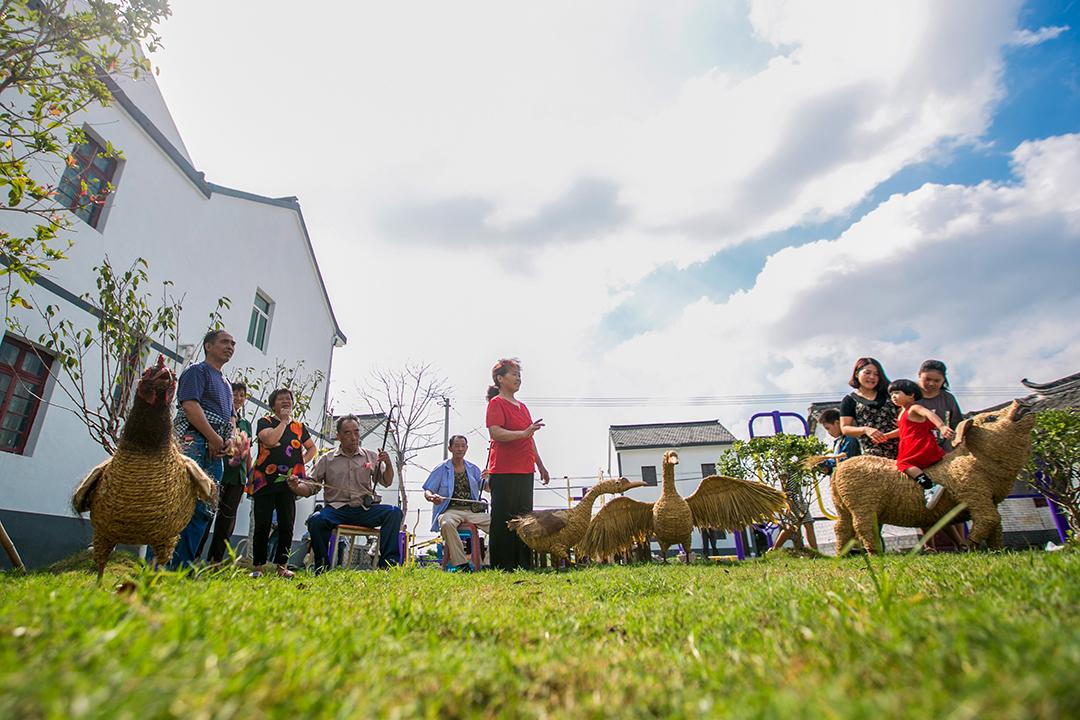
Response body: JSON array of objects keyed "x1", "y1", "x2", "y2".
[
  {"x1": 598, "y1": 0, "x2": 1080, "y2": 346},
  {"x1": 153, "y1": 0, "x2": 1080, "y2": 485}
]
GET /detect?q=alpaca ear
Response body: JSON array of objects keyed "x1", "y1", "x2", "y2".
[
  {"x1": 1005, "y1": 400, "x2": 1022, "y2": 421},
  {"x1": 954, "y1": 418, "x2": 971, "y2": 446}
]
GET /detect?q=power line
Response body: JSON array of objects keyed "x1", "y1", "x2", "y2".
[{"x1": 454, "y1": 387, "x2": 1022, "y2": 408}]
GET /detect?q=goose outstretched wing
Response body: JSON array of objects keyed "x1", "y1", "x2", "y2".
[
  {"x1": 579, "y1": 497, "x2": 654, "y2": 558},
  {"x1": 685, "y1": 475, "x2": 788, "y2": 530}
]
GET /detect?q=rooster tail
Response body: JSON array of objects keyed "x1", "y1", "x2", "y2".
[{"x1": 72, "y1": 460, "x2": 109, "y2": 514}]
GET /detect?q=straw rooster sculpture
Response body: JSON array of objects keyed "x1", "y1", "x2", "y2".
[
  {"x1": 581, "y1": 450, "x2": 787, "y2": 562},
  {"x1": 72, "y1": 356, "x2": 215, "y2": 578},
  {"x1": 508, "y1": 476, "x2": 646, "y2": 565}
]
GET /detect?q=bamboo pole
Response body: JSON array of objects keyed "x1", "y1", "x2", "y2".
[{"x1": 0, "y1": 518, "x2": 25, "y2": 571}]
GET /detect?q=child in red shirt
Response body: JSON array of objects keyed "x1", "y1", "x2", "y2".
[{"x1": 888, "y1": 379, "x2": 955, "y2": 509}]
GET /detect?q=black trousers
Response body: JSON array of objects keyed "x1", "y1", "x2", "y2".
[
  {"x1": 489, "y1": 473, "x2": 534, "y2": 571},
  {"x1": 252, "y1": 484, "x2": 296, "y2": 566},
  {"x1": 206, "y1": 483, "x2": 245, "y2": 563},
  {"x1": 702, "y1": 528, "x2": 720, "y2": 556}
]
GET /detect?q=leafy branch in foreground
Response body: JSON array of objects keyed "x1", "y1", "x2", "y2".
[
  {"x1": 8, "y1": 256, "x2": 229, "y2": 456},
  {"x1": 1, "y1": 0, "x2": 171, "y2": 305},
  {"x1": 1023, "y1": 409, "x2": 1080, "y2": 540}
]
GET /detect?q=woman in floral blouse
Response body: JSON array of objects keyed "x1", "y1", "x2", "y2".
[{"x1": 249, "y1": 388, "x2": 317, "y2": 577}]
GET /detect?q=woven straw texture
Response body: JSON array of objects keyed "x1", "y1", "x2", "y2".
[
  {"x1": 73, "y1": 438, "x2": 215, "y2": 574},
  {"x1": 582, "y1": 451, "x2": 787, "y2": 560},
  {"x1": 507, "y1": 477, "x2": 643, "y2": 563},
  {"x1": 832, "y1": 401, "x2": 1036, "y2": 554}
]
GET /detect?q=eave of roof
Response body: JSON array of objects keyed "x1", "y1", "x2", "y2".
[
  {"x1": 102, "y1": 74, "x2": 346, "y2": 347},
  {"x1": 613, "y1": 440, "x2": 736, "y2": 451}
]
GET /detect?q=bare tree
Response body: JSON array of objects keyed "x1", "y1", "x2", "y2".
[{"x1": 358, "y1": 363, "x2": 451, "y2": 524}]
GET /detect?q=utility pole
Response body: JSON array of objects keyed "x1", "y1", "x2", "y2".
[{"x1": 441, "y1": 396, "x2": 451, "y2": 459}]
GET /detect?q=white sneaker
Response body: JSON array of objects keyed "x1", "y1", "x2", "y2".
[{"x1": 925, "y1": 484, "x2": 945, "y2": 510}]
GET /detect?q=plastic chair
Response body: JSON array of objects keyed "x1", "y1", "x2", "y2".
[{"x1": 440, "y1": 522, "x2": 483, "y2": 570}]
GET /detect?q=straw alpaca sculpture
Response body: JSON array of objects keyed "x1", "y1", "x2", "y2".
[
  {"x1": 72, "y1": 356, "x2": 215, "y2": 578},
  {"x1": 828, "y1": 400, "x2": 1037, "y2": 554},
  {"x1": 581, "y1": 450, "x2": 788, "y2": 562},
  {"x1": 508, "y1": 476, "x2": 646, "y2": 565}
]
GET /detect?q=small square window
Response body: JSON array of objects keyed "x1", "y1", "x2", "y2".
[
  {"x1": 701, "y1": 463, "x2": 715, "y2": 479},
  {"x1": 641, "y1": 466, "x2": 657, "y2": 486},
  {"x1": 247, "y1": 291, "x2": 274, "y2": 352},
  {"x1": 55, "y1": 136, "x2": 118, "y2": 229},
  {"x1": 0, "y1": 335, "x2": 52, "y2": 455}
]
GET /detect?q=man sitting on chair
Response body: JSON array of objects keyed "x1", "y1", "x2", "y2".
[
  {"x1": 423, "y1": 435, "x2": 489, "y2": 571},
  {"x1": 299, "y1": 415, "x2": 401, "y2": 570}
]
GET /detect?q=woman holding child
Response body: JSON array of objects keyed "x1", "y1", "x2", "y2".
[{"x1": 840, "y1": 357, "x2": 900, "y2": 458}]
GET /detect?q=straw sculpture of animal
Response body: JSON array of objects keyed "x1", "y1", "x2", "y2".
[
  {"x1": 508, "y1": 476, "x2": 646, "y2": 565},
  {"x1": 72, "y1": 356, "x2": 215, "y2": 578},
  {"x1": 826, "y1": 400, "x2": 1037, "y2": 554},
  {"x1": 581, "y1": 450, "x2": 788, "y2": 563}
]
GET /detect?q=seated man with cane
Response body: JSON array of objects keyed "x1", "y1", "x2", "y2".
[
  {"x1": 297, "y1": 414, "x2": 402, "y2": 570},
  {"x1": 423, "y1": 434, "x2": 489, "y2": 571}
]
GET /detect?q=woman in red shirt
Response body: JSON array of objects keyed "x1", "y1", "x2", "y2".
[{"x1": 485, "y1": 358, "x2": 550, "y2": 570}]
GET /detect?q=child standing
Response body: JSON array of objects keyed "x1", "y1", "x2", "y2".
[{"x1": 887, "y1": 379, "x2": 955, "y2": 509}]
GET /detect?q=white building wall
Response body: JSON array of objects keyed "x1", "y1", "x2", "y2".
[{"x1": 0, "y1": 71, "x2": 343, "y2": 565}]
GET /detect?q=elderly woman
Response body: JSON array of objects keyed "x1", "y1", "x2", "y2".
[
  {"x1": 248, "y1": 388, "x2": 317, "y2": 578},
  {"x1": 840, "y1": 357, "x2": 900, "y2": 458},
  {"x1": 485, "y1": 358, "x2": 550, "y2": 571}
]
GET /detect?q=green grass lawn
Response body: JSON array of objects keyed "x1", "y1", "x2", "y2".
[{"x1": 2, "y1": 550, "x2": 1077, "y2": 719}]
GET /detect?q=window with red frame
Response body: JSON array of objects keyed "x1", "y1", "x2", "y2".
[
  {"x1": 0, "y1": 336, "x2": 53, "y2": 454},
  {"x1": 55, "y1": 136, "x2": 118, "y2": 228}
]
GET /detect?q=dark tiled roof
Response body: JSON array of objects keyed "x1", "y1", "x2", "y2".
[
  {"x1": 609, "y1": 420, "x2": 736, "y2": 450},
  {"x1": 972, "y1": 370, "x2": 1080, "y2": 416}
]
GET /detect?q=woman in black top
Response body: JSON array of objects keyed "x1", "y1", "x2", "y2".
[{"x1": 839, "y1": 357, "x2": 900, "y2": 458}]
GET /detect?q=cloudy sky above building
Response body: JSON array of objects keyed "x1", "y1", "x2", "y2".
[{"x1": 153, "y1": 0, "x2": 1078, "y2": 504}]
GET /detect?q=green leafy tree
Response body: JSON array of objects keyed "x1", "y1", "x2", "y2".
[
  {"x1": 716, "y1": 434, "x2": 827, "y2": 550},
  {"x1": 1023, "y1": 409, "x2": 1080, "y2": 540},
  {"x1": 1, "y1": 0, "x2": 171, "y2": 306},
  {"x1": 232, "y1": 359, "x2": 325, "y2": 428}
]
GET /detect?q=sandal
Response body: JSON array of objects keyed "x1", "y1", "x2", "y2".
[{"x1": 276, "y1": 565, "x2": 295, "y2": 579}]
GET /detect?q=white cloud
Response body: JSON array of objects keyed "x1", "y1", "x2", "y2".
[
  {"x1": 1008, "y1": 25, "x2": 1070, "y2": 47},
  {"x1": 602, "y1": 133, "x2": 1080, "y2": 416},
  {"x1": 612, "y1": 0, "x2": 1018, "y2": 245},
  {"x1": 144, "y1": 2, "x2": 1080, "y2": 533}
]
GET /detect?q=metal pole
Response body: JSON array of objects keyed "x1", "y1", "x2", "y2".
[{"x1": 442, "y1": 396, "x2": 451, "y2": 460}]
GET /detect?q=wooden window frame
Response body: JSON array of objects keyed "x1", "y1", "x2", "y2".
[
  {"x1": 55, "y1": 135, "x2": 118, "y2": 229},
  {"x1": 0, "y1": 336, "x2": 53, "y2": 455},
  {"x1": 247, "y1": 290, "x2": 273, "y2": 352}
]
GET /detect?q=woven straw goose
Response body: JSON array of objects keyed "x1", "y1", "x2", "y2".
[
  {"x1": 508, "y1": 476, "x2": 646, "y2": 565},
  {"x1": 72, "y1": 356, "x2": 215, "y2": 578},
  {"x1": 581, "y1": 450, "x2": 787, "y2": 562}
]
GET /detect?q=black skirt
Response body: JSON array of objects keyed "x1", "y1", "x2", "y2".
[{"x1": 488, "y1": 473, "x2": 534, "y2": 571}]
